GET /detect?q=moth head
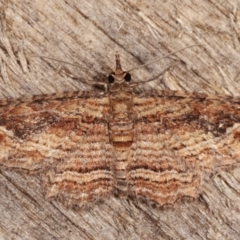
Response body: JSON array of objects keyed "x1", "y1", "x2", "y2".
[{"x1": 108, "y1": 54, "x2": 131, "y2": 84}]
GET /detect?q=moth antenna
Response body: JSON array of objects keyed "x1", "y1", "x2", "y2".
[
  {"x1": 30, "y1": 55, "x2": 107, "y2": 85},
  {"x1": 130, "y1": 65, "x2": 172, "y2": 86},
  {"x1": 127, "y1": 44, "x2": 202, "y2": 73},
  {"x1": 30, "y1": 55, "x2": 91, "y2": 72}
]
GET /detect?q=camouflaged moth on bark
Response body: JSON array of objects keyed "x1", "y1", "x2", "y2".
[{"x1": 0, "y1": 53, "x2": 240, "y2": 208}]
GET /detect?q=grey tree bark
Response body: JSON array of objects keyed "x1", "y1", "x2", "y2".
[{"x1": 1, "y1": 0, "x2": 240, "y2": 239}]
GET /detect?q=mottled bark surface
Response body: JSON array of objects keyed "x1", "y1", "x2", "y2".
[{"x1": 1, "y1": 0, "x2": 240, "y2": 239}]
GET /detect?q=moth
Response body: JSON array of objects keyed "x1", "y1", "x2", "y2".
[{"x1": 0, "y1": 51, "x2": 240, "y2": 208}]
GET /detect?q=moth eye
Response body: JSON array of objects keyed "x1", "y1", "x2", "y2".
[
  {"x1": 124, "y1": 72, "x2": 131, "y2": 82},
  {"x1": 108, "y1": 74, "x2": 115, "y2": 83}
]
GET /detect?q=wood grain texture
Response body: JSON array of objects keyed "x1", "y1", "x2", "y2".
[{"x1": 1, "y1": 0, "x2": 240, "y2": 239}]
